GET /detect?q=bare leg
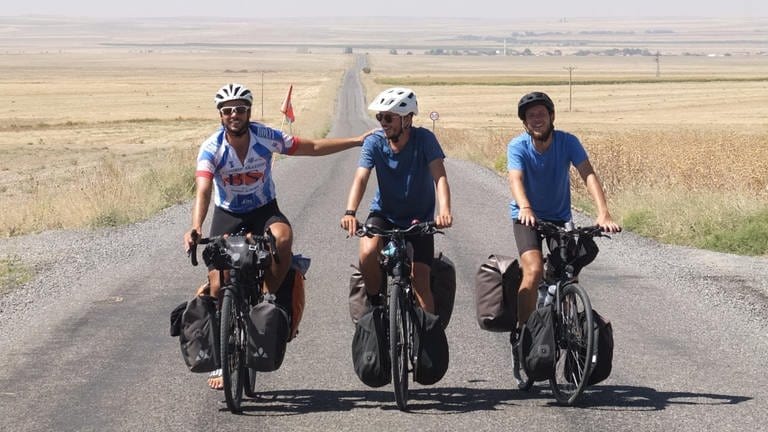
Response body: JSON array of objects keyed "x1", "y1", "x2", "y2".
[
  {"x1": 264, "y1": 222, "x2": 293, "y2": 294},
  {"x1": 412, "y1": 262, "x2": 435, "y2": 314},
  {"x1": 518, "y1": 249, "x2": 544, "y2": 327},
  {"x1": 359, "y1": 236, "x2": 383, "y2": 296}
]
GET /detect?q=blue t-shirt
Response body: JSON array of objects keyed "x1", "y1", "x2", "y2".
[
  {"x1": 506, "y1": 130, "x2": 588, "y2": 221},
  {"x1": 359, "y1": 128, "x2": 446, "y2": 227}
]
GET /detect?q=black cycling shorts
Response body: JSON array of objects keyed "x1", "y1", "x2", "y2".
[
  {"x1": 364, "y1": 212, "x2": 434, "y2": 266},
  {"x1": 209, "y1": 199, "x2": 291, "y2": 237},
  {"x1": 513, "y1": 219, "x2": 566, "y2": 255}
]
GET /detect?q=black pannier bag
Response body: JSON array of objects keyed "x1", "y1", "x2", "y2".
[
  {"x1": 178, "y1": 295, "x2": 220, "y2": 373},
  {"x1": 475, "y1": 254, "x2": 522, "y2": 331},
  {"x1": 246, "y1": 296, "x2": 290, "y2": 372},
  {"x1": 520, "y1": 304, "x2": 556, "y2": 381},
  {"x1": 412, "y1": 307, "x2": 450, "y2": 385},
  {"x1": 545, "y1": 236, "x2": 599, "y2": 279},
  {"x1": 351, "y1": 306, "x2": 391, "y2": 388},
  {"x1": 430, "y1": 252, "x2": 457, "y2": 329},
  {"x1": 349, "y1": 252, "x2": 456, "y2": 328},
  {"x1": 170, "y1": 301, "x2": 187, "y2": 337},
  {"x1": 586, "y1": 309, "x2": 614, "y2": 385}
]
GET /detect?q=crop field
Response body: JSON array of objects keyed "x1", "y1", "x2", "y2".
[{"x1": 0, "y1": 15, "x2": 766, "y2": 253}]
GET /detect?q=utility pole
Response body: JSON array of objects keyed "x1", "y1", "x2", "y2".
[
  {"x1": 655, "y1": 51, "x2": 661, "y2": 78},
  {"x1": 563, "y1": 66, "x2": 576, "y2": 112}
]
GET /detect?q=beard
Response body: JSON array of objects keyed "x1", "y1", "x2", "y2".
[
  {"x1": 222, "y1": 120, "x2": 249, "y2": 137},
  {"x1": 528, "y1": 122, "x2": 554, "y2": 142}
]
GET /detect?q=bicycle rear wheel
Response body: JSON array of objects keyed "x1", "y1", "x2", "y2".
[
  {"x1": 389, "y1": 279, "x2": 410, "y2": 411},
  {"x1": 220, "y1": 289, "x2": 245, "y2": 413},
  {"x1": 550, "y1": 283, "x2": 594, "y2": 405}
]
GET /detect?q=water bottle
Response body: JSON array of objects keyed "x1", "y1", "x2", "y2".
[
  {"x1": 536, "y1": 282, "x2": 548, "y2": 308},
  {"x1": 543, "y1": 284, "x2": 556, "y2": 306},
  {"x1": 382, "y1": 241, "x2": 397, "y2": 258}
]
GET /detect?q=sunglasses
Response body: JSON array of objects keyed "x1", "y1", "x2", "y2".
[
  {"x1": 375, "y1": 112, "x2": 398, "y2": 123},
  {"x1": 219, "y1": 105, "x2": 250, "y2": 116}
]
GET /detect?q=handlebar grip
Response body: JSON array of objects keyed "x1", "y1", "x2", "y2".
[{"x1": 189, "y1": 229, "x2": 200, "y2": 266}]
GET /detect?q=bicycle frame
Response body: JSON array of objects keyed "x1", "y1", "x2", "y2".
[
  {"x1": 535, "y1": 220, "x2": 606, "y2": 405},
  {"x1": 190, "y1": 229, "x2": 278, "y2": 413},
  {"x1": 356, "y1": 221, "x2": 440, "y2": 411}
]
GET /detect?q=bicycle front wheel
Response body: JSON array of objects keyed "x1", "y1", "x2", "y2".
[
  {"x1": 389, "y1": 278, "x2": 410, "y2": 411},
  {"x1": 243, "y1": 367, "x2": 257, "y2": 398},
  {"x1": 550, "y1": 283, "x2": 594, "y2": 405},
  {"x1": 220, "y1": 289, "x2": 245, "y2": 413}
]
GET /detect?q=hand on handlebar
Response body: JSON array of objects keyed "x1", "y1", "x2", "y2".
[
  {"x1": 517, "y1": 207, "x2": 537, "y2": 227},
  {"x1": 434, "y1": 213, "x2": 453, "y2": 229},
  {"x1": 595, "y1": 214, "x2": 622, "y2": 233},
  {"x1": 340, "y1": 215, "x2": 359, "y2": 237},
  {"x1": 184, "y1": 229, "x2": 200, "y2": 255}
]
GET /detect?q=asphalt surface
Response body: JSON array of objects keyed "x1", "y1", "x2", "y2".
[{"x1": 0, "y1": 55, "x2": 767, "y2": 432}]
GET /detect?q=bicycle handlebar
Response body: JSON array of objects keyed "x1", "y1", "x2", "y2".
[
  {"x1": 188, "y1": 229, "x2": 278, "y2": 267},
  {"x1": 534, "y1": 220, "x2": 611, "y2": 239},
  {"x1": 354, "y1": 220, "x2": 442, "y2": 239}
]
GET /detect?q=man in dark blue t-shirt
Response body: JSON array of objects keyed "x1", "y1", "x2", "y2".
[{"x1": 341, "y1": 87, "x2": 452, "y2": 313}]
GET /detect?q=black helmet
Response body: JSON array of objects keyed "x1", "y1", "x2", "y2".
[{"x1": 517, "y1": 92, "x2": 555, "y2": 120}]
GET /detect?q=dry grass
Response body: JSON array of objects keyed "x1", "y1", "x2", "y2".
[
  {"x1": 0, "y1": 48, "x2": 351, "y2": 235},
  {"x1": 1, "y1": 16, "x2": 766, "y2": 255}
]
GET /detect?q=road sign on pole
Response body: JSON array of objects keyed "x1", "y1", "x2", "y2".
[{"x1": 429, "y1": 111, "x2": 439, "y2": 131}]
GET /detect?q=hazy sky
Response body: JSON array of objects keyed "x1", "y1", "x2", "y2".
[{"x1": 4, "y1": 0, "x2": 766, "y2": 18}]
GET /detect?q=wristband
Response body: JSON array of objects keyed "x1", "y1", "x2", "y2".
[{"x1": 344, "y1": 210, "x2": 357, "y2": 217}]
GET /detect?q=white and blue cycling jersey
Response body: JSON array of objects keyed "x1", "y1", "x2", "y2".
[{"x1": 195, "y1": 122, "x2": 299, "y2": 213}]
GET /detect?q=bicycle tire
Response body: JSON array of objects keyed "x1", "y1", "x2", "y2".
[
  {"x1": 550, "y1": 283, "x2": 594, "y2": 405},
  {"x1": 243, "y1": 367, "x2": 257, "y2": 398},
  {"x1": 220, "y1": 289, "x2": 245, "y2": 413},
  {"x1": 389, "y1": 278, "x2": 409, "y2": 411}
]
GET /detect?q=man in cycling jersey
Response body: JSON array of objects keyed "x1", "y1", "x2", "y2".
[
  {"x1": 184, "y1": 83, "x2": 368, "y2": 388},
  {"x1": 340, "y1": 87, "x2": 452, "y2": 315},
  {"x1": 508, "y1": 91, "x2": 621, "y2": 334}
]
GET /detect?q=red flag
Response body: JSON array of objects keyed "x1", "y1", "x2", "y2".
[{"x1": 280, "y1": 84, "x2": 295, "y2": 123}]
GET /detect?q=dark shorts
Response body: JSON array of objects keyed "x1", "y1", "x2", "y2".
[
  {"x1": 365, "y1": 212, "x2": 434, "y2": 266},
  {"x1": 209, "y1": 199, "x2": 291, "y2": 237},
  {"x1": 513, "y1": 219, "x2": 566, "y2": 255}
]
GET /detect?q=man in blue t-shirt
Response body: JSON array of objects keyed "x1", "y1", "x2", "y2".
[
  {"x1": 508, "y1": 91, "x2": 621, "y2": 330},
  {"x1": 340, "y1": 88, "x2": 452, "y2": 314}
]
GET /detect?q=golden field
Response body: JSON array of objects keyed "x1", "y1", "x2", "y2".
[{"x1": 0, "y1": 16, "x2": 766, "y2": 253}]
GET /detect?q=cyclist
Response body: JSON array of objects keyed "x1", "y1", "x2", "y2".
[
  {"x1": 340, "y1": 87, "x2": 452, "y2": 314},
  {"x1": 184, "y1": 83, "x2": 369, "y2": 389},
  {"x1": 508, "y1": 91, "x2": 621, "y2": 334}
]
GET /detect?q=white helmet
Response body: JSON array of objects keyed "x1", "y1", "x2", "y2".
[
  {"x1": 368, "y1": 87, "x2": 418, "y2": 116},
  {"x1": 214, "y1": 83, "x2": 253, "y2": 108}
]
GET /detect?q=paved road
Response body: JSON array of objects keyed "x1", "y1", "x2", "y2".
[{"x1": 0, "y1": 55, "x2": 767, "y2": 431}]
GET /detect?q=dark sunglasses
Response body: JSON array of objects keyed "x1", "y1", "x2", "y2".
[
  {"x1": 219, "y1": 105, "x2": 250, "y2": 116},
  {"x1": 375, "y1": 112, "x2": 398, "y2": 123}
]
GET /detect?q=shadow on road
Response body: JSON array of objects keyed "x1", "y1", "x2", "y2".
[
  {"x1": 580, "y1": 385, "x2": 752, "y2": 411},
  {"x1": 225, "y1": 384, "x2": 750, "y2": 415}
]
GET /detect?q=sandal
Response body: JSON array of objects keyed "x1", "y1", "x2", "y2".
[{"x1": 207, "y1": 369, "x2": 223, "y2": 390}]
